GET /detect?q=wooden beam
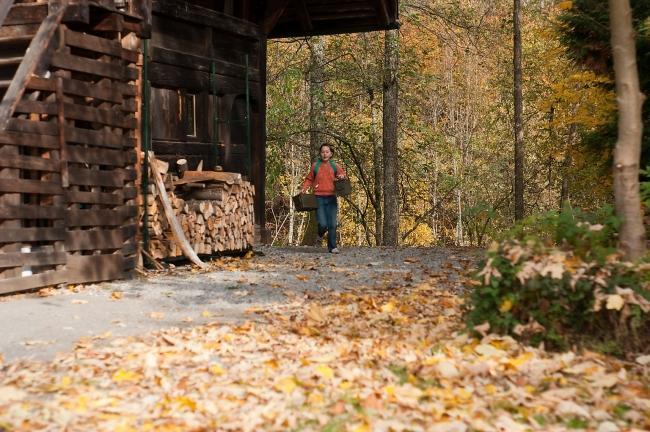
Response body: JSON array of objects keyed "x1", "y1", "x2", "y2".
[
  {"x1": 0, "y1": 1, "x2": 14, "y2": 27},
  {"x1": 263, "y1": 0, "x2": 291, "y2": 35},
  {"x1": 0, "y1": 270, "x2": 66, "y2": 295},
  {"x1": 150, "y1": 47, "x2": 260, "y2": 81},
  {"x1": 152, "y1": 0, "x2": 260, "y2": 39},
  {"x1": 374, "y1": 0, "x2": 390, "y2": 26},
  {"x1": 292, "y1": 0, "x2": 313, "y2": 32},
  {"x1": 0, "y1": 7, "x2": 65, "y2": 130},
  {"x1": 224, "y1": 0, "x2": 234, "y2": 15}
]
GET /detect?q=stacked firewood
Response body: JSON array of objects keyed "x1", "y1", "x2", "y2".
[{"x1": 145, "y1": 164, "x2": 255, "y2": 259}]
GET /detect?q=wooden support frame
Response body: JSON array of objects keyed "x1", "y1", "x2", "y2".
[
  {"x1": 0, "y1": 0, "x2": 14, "y2": 28},
  {"x1": 263, "y1": 0, "x2": 291, "y2": 35},
  {"x1": 374, "y1": 0, "x2": 391, "y2": 26},
  {"x1": 0, "y1": 7, "x2": 65, "y2": 130},
  {"x1": 292, "y1": 0, "x2": 313, "y2": 32}
]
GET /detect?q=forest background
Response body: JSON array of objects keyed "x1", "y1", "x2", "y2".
[{"x1": 264, "y1": 0, "x2": 650, "y2": 248}]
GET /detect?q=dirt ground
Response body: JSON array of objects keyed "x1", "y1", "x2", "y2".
[{"x1": 0, "y1": 246, "x2": 476, "y2": 363}]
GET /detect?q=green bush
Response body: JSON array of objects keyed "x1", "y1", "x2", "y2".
[
  {"x1": 500, "y1": 204, "x2": 620, "y2": 263},
  {"x1": 642, "y1": 166, "x2": 650, "y2": 209},
  {"x1": 465, "y1": 207, "x2": 650, "y2": 352}
]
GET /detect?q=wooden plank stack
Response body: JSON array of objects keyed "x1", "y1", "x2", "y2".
[
  {"x1": 145, "y1": 169, "x2": 255, "y2": 259},
  {"x1": 0, "y1": 1, "x2": 145, "y2": 294}
]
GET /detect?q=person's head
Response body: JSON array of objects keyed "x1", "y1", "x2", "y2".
[{"x1": 319, "y1": 144, "x2": 333, "y2": 161}]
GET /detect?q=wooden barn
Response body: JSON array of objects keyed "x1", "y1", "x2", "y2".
[{"x1": 0, "y1": 0, "x2": 399, "y2": 294}]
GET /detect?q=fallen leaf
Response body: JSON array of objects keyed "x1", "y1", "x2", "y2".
[
  {"x1": 314, "y1": 364, "x2": 334, "y2": 380},
  {"x1": 275, "y1": 377, "x2": 297, "y2": 394},
  {"x1": 38, "y1": 287, "x2": 56, "y2": 297},
  {"x1": 605, "y1": 294, "x2": 624, "y2": 311}
]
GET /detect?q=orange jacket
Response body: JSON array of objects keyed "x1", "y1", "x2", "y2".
[{"x1": 302, "y1": 160, "x2": 346, "y2": 196}]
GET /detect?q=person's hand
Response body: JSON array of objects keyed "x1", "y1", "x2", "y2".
[{"x1": 336, "y1": 174, "x2": 346, "y2": 180}]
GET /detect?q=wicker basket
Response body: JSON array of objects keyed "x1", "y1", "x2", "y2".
[
  {"x1": 335, "y1": 179, "x2": 352, "y2": 197},
  {"x1": 292, "y1": 193, "x2": 318, "y2": 212}
]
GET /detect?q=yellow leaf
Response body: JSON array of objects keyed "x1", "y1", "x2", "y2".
[
  {"x1": 209, "y1": 364, "x2": 225, "y2": 376},
  {"x1": 265, "y1": 358, "x2": 279, "y2": 369},
  {"x1": 505, "y1": 352, "x2": 533, "y2": 369},
  {"x1": 202, "y1": 310, "x2": 212, "y2": 318},
  {"x1": 174, "y1": 396, "x2": 197, "y2": 411},
  {"x1": 275, "y1": 377, "x2": 297, "y2": 394},
  {"x1": 383, "y1": 385, "x2": 395, "y2": 396},
  {"x1": 423, "y1": 357, "x2": 440, "y2": 366},
  {"x1": 557, "y1": 1, "x2": 572, "y2": 10},
  {"x1": 308, "y1": 392, "x2": 325, "y2": 405},
  {"x1": 112, "y1": 369, "x2": 140, "y2": 383},
  {"x1": 606, "y1": 294, "x2": 624, "y2": 311},
  {"x1": 380, "y1": 301, "x2": 396, "y2": 313},
  {"x1": 111, "y1": 291, "x2": 123, "y2": 300},
  {"x1": 499, "y1": 299, "x2": 513, "y2": 313},
  {"x1": 60, "y1": 375, "x2": 72, "y2": 388},
  {"x1": 314, "y1": 364, "x2": 334, "y2": 380},
  {"x1": 352, "y1": 424, "x2": 371, "y2": 432},
  {"x1": 484, "y1": 384, "x2": 497, "y2": 395}
]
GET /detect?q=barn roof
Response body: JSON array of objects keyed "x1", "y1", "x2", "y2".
[{"x1": 263, "y1": 0, "x2": 400, "y2": 38}]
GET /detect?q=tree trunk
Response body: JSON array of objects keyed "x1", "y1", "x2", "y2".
[
  {"x1": 513, "y1": 0, "x2": 525, "y2": 221},
  {"x1": 302, "y1": 37, "x2": 326, "y2": 246},
  {"x1": 609, "y1": 0, "x2": 647, "y2": 259},
  {"x1": 370, "y1": 89, "x2": 383, "y2": 245},
  {"x1": 288, "y1": 142, "x2": 296, "y2": 245},
  {"x1": 382, "y1": 29, "x2": 399, "y2": 246},
  {"x1": 560, "y1": 122, "x2": 577, "y2": 209}
]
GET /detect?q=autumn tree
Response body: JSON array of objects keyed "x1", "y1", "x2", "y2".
[
  {"x1": 302, "y1": 37, "x2": 327, "y2": 246},
  {"x1": 383, "y1": 29, "x2": 400, "y2": 246},
  {"x1": 513, "y1": 0, "x2": 525, "y2": 220}
]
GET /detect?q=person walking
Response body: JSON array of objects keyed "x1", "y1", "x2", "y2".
[{"x1": 301, "y1": 144, "x2": 347, "y2": 253}]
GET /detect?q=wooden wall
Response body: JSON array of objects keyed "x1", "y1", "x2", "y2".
[{"x1": 149, "y1": 0, "x2": 266, "y2": 231}]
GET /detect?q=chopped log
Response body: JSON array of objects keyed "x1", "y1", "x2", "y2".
[
  {"x1": 173, "y1": 170, "x2": 242, "y2": 186},
  {"x1": 149, "y1": 151, "x2": 206, "y2": 268},
  {"x1": 177, "y1": 158, "x2": 187, "y2": 178}
]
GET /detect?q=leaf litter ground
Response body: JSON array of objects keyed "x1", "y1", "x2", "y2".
[{"x1": 0, "y1": 247, "x2": 648, "y2": 431}]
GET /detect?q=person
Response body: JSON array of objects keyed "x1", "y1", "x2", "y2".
[{"x1": 301, "y1": 144, "x2": 347, "y2": 253}]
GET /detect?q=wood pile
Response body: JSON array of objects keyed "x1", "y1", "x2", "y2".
[{"x1": 144, "y1": 166, "x2": 255, "y2": 260}]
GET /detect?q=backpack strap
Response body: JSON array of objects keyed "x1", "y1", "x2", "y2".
[
  {"x1": 313, "y1": 159, "x2": 337, "y2": 177},
  {"x1": 329, "y1": 160, "x2": 337, "y2": 176},
  {"x1": 313, "y1": 159, "x2": 321, "y2": 177}
]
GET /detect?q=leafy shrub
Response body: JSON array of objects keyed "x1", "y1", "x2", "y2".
[
  {"x1": 500, "y1": 204, "x2": 620, "y2": 263},
  {"x1": 641, "y1": 166, "x2": 650, "y2": 209},
  {"x1": 465, "y1": 207, "x2": 650, "y2": 352}
]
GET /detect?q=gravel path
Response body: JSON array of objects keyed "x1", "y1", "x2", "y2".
[{"x1": 0, "y1": 246, "x2": 476, "y2": 362}]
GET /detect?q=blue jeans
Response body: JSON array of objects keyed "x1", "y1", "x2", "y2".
[{"x1": 316, "y1": 195, "x2": 338, "y2": 251}]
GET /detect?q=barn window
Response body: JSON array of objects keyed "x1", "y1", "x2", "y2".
[{"x1": 184, "y1": 93, "x2": 197, "y2": 137}]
